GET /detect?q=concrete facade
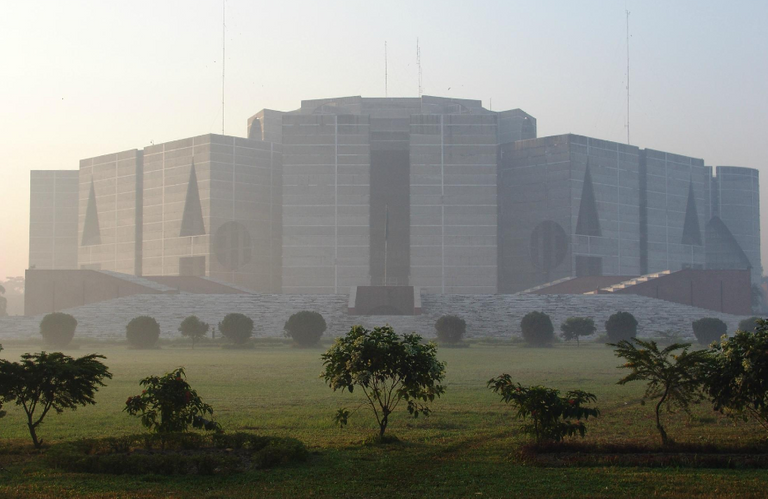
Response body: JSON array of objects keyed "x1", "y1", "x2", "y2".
[
  {"x1": 277, "y1": 96, "x2": 534, "y2": 294},
  {"x1": 78, "y1": 149, "x2": 143, "y2": 275},
  {"x1": 142, "y1": 134, "x2": 281, "y2": 292},
  {"x1": 712, "y1": 166, "x2": 761, "y2": 279},
  {"x1": 499, "y1": 134, "x2": 760, "y2": 293},
  {"x1": 24, "y1": 94, "x2": 760, "y2": 299},
  {"x1": 28, "y1": 170, "x2": 79, "y2": 270}
]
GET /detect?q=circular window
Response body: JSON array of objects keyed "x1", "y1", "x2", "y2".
[
  {"x1": 529, "y1": 221, "x2": 568, "y2": 271},
  {"x1": 214, "y1": 221, "x2": 252, "y2": 271}
]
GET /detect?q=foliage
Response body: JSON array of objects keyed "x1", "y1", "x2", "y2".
[
  {"x1": 0, "y1": 352, "x2": 112, "y2": 447},
  {"x1": 435, "y1": 315, "x2": 467, "y2": 344},
  {"x1": 46, "y1": 432, "x2": 308, "y2": 475},
  {"x1": 320, "y1": 325, "x2": 446, "y2": 437},
  {"x1": 611, "y1": 339, "x2": 708, "y2": 445},
  {"x1": 124, "y1": 367, "x2": 220, "y2": 434},
  {"x1": 605, "y1": 311, "x2": 638, "y2": 342},
  {"x1": 125, "y1": 316, "x2": 161, "y2": 349},
  {"x1": 39, "y1": 312, "x2": 78, "y2": 348},
  {"x1": 283, "y1": 310, "x2": 327, "y2": 347},
  {"x1": 218, "y1": 313, "x2": 254, "y2": 345},
  {"x1": 691, "y1": 317, "x2": 727, "y2": 346},
  {"x1": 559, "y1": 317, "x2": 596, "y2": 347},
  {"x1": 520, "y1": 311, "x2": 554, "y2": 347},
  {"x1": 0, "y1": 345, "x2": 4, "y2": 419},
  {"x1": 703, "y1": 320, "x2": 768, "y2": 431},
  {"x1": 178, "y1": 315, "x2": 209, "y2": 348},
  {"x1": 487, "y1": 375, "x2": 599, "y2": 442},
  {"x1": 738, "y1": 316, "x2": 762, "y2": 333}
]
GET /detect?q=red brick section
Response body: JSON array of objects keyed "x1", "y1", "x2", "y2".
[
  {"x1": 24, "y1": 269, "x2": 171, "y2": 316},
  {"x1": 608, "y1": 269, "x2": 751, "y2": 315}
]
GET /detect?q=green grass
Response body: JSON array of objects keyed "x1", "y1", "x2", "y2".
[{"x1": 0, "y1": 342, "x2": 766, "y2": 498}]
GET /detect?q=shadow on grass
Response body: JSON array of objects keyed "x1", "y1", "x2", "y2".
[{"x1": 521, "y1": 440, "x2": 768, "y2": 468}]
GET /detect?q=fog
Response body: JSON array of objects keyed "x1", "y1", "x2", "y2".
[{"x1": 1, "y1": 0, "x2": 767, "y2": 282}]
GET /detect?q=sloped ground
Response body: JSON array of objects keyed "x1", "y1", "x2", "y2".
[{"x1": 0, "y1": 292, "x2": 748, "y2": 340}]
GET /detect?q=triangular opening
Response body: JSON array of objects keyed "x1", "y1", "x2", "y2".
[
  {"x1": 681, "y1": 179, "x2": 703, "y2": 245},
  {"x1": 575, "y1": 161, "x2": 601, "y2": 236},
  {"x1": 705, "y1": 216, "x2": 751, "y2": 270},
  {"x1": 81, "y1": 179, "x2": 101, "y2": 246},
  {"x1": 179, "y1": 161, "x2": 206, "y2": 237}
]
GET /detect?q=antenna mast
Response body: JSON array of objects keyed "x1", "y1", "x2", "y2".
[
  {"x1": 222, "y1": 0, "x2": 226, "y2": 134},
  {"x1": 384, "y1": 41, "x2": 388, "y2": 97},
  {"x1": 417, "y1": 38, "x2": 422, "y2": 97},
  {"x1": 625, "y1": 9, "x2": 630, "y2": 145}
]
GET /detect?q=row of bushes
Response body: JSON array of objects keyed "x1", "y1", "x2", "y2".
[
  {"x1": 34, "y1": 311, "x2": 329, "y2": 349},
  {"x1": 36, "y1": 311, "x2": 763, "y2": 350},
  {"x1": 438, "y1": 312, "x2": 763, "y2": 347}
]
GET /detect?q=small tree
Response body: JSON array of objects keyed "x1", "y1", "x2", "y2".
[
  {"x1": 435, "y1": 315, "x2": 467, "y2": 344},
  {"x1": 487, "y1": 375, "x2": 599, "y2": 442},
  {"x1": 218, "y1": 313, "x2": 254, "y2": 345},
  {"x1": 178, "y1": 315, "x2": 209, "y2": 349},
  {"x1": 0, "y1": 345, "x2": 4, "y2": 419},
  {"x1": 611, "y1": 339, "x2": 707, "y2": 446},
  {"x1": 0, "y1": 352, "x2": 112, "y2": 447},
  {"x1": 560, "y1": 317, "x2": 596, "y2": 347},
  {"x1": 605, "y1": 311, "x2": 638, "y2": 343},
  {"x1": 520, "y1": 311, "x2": 554, "y2": 347},
  {"x1": 126, "y1": 316, "x2": 161, "y2": 349},
  {"x1": 738, "y1": 316, "x2": 762, "y2": 333},
  {"x1": 39, "y1": 312, "x2": 78, "y2": 348},
  {"x1": 703, "y1": 321, "x2": 768, "y2": 431},
  {"x1": 321, "y1": 325, "x2": 446, "y2": 438},
  {"x1": 124, "y1": 367, "x2": 220, "y2": 434},
  {"x1": 691, "y1": 317, "x2": 727, "y2": 346},
  {"x1": 284, "y1": 311, "x2": 327, "y2": 347}
]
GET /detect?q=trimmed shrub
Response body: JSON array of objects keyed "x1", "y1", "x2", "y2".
[
  {"x1": 605, "y1": 311, "x2": 638, "y2": 343},
  {"x1": 692, "y1": 317, "x2": 727, "y2": 345},
  {"x1": 738, "y1": 316, "x2": 762, "y2": 333},
  {"x1": 126, "y1": 316, "x2": 160, "y2": 349},
  {"x1": 435, "y1": 315, "x2": 467, "y2": 344},
  {"x1": 40, "y1": 312, "x2": 77, "y2": 348},
  {"x1": 178, "y1": 315, "x2": 209, "y2": 348},
  {"x1": 284, "y1": 311, "x2": 327, "y2": 347},
  {"x1": 218, "y1": 313, "x2": 254, "y2": 345},
  {"x1": 559, "y1": 317, "x2": 596, "y2": 347},
  {"x1": 520, "y1": 311, "x2": 554, "y2": 347}
]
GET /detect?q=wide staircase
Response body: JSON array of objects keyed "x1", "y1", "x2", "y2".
[{"x1": 587, "y1": 270, "x2": 672, "y2": 294}]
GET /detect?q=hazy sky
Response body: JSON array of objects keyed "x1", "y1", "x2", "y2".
[{"x1": 1, "y1": 0, "x2": 767, "y2": 280}]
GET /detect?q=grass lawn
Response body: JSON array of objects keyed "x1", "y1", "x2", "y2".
[{"x1": 0, "y1": 341, "x2": 766, "y2": 498}]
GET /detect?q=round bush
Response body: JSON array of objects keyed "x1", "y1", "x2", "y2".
[
  {"x1": 435, "y1": 315, "x2": 466, "y2": 344},
  {"x1": 738, "y1": 316, "x2": 762, "y2": 333},
  {"x1": 520, "y1": 311, "x2": 554, "y2": 347},
  {"x1": 284, "y1": 311, "x2": 326, "y2": 347},
  {"x1": 218, "y1": 313, "x2": 254, "y2": 345},
  {"x1": 605, "y1": 311, "x2": 638, "y2": 343},
  {"x1": 126, "y1": 316, "x2": 161, "y2": 349},
  {"x1": 692, "y1": 317, "x2": 727, "y2": 345},
  {"x1": 40, "y1": 312, "x2": 77, "y2": 348}
]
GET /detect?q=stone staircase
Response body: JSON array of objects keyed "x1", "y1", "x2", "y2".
[
  {"x1": 589, "y1": 270, "x2": 672, "y2": 294},
  {"x1": 517, "y1": 277, "x2": 575, "y2": 294}
]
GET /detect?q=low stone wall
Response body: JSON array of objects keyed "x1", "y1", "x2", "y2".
[{"x1": 0, "y1": 293, "x2": 751, "y2": 342}]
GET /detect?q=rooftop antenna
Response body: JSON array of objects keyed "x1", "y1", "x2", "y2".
[
  {"x1": 625, "y1": 8, "x2": 630, "y2": 145},
  {"x1": 417, "y1": 38, "x2": 422, "y2": 97},
  {"x1": 222, "y1": 0, "x2": 226, "y2": 134},
  {"x1": 385, "y1": 41, "x2": 388, "y2": 97}
]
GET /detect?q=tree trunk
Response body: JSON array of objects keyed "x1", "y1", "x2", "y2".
[
  {"x1": 655, "y1": 392, "x2": 669, "y2": 446},
  {"x1": 27, "y1": 419, "x2": 41, "y2": 448},
  {"x1": 379, "y1": 413, "x2": 389, "y2": 437}
]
